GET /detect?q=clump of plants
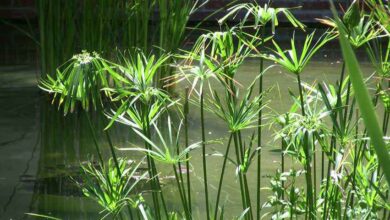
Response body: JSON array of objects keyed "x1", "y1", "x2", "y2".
[{"x1": 37, "y1": 0, "x2": 390, "y2": 219}]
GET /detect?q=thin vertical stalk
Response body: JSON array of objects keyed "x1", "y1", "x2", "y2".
[
  {"x1": 322, "y1": 135, "x2": 336, "y2": 220},
  {"x1": 104, "y1": 129, "x2": 134, "y2": 218},
  {"x1": 282, "y1": 137, "x2": 286, "y2": 200},
  {"x1": 323, "y1": 61, "x2": 347, "y2": 219},
  {"x1": 297, "y1": 74, "x2": 306, "y2": 116},
  {"x1": 141, "y1": 105, "x2": 161, "y2": 220},
  {"x1": 214, "y1": 134, "x2": 233, "y2": 219},
  {"x1": 172, "y1": 111, "x2": 190, "y2": 219},
  {"x1": 105, "y1": 130, "x2": 121, "y2": 174},
  {"x1": 348, "y1": 112, "x2": 359, "y2": 211},
  {"x1": 238, "y1": 131, "x2": 254, "y2": 220},
  {"x1": 233, "y1": 132, "x2": 249, "y2": 218},
  {"x1": 321, "y1": 151, "x2": 325, "y2": 182},
  {"x1": 313, "y1": 153, "x2": 317, "y2": 204},
  {"x1": 142, "y1": 129, "x2": 161, "y2": 220},
  {"x1": 85, "y1": 112, "x2": 104, "y2": 165},
  {"x1": 144, "y1": 123, "x2": 169, "y2": 220},
  {"x1": 297, "y1": 74, "x2": 315, "y2": 219},
  {"x1": 184, "y1": 88, "x2": 192, "y2": 214},
  {"x1": 257, "y1": 26, "x2": 266, "y2": 220},
  {"x1": 200, "y1": 91, "x2": 210, "y2": 220},
  {"x1": 173, "y1": 164, "x2": 190, "y2": 219}
]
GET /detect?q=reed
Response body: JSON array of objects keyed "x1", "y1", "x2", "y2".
[
  {"x1": 120, "y1": 116, "x2": 201, "y2": 219},
  {"x1": 104, "y1": 52, "x2": 173, "y2": 219},
  {"x1": 184, "y1": 87, "x2": 192, "y2": 214},
  {"x1": 77, "y1": 158, "x2": 148, "y2": 219},
  {"x1": 219, "y1": 6, "x2": 305, "y2": 217},
  {"x1": 36, "y1": 0, "x2": 199, "y2": 83}
]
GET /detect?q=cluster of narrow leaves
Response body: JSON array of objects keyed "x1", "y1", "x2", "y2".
[
  {"x1": 121, "y1": 116, "x2": 201, "y2": 165},
  {"x1": 77, "y1": 158, "x2": 148, "y2": 219},
  {"x1": 39, "y1": 51, "x2": 107, "y2": 114}
]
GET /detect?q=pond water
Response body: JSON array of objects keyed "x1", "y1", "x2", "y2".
[{"x1": 0, "y1": 59, "x2": 374, "y2": 219}]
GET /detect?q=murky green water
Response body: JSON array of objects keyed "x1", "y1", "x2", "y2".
[{"x1": 0, "y1": 60, "x2": 373, "y2": 219}]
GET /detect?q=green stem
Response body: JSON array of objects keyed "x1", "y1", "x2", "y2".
[
  {"x1": 233, "y1": 132, "x2": 249, "y2": 220},
  {"x1": 214, "y1": 133, "x2": 233, "y2": 219},
  {"x1": 173, "y1": 164, "x2": 190, "y2": 219},
  {"x1": 105, "y1": 130, "x2": 121, "y2": 175},
  {"x1": 282, "y1": 137, "x2": 286, "y2": 200},
  {"x1": 145, "y1": 124, "x2": 169, "y2": 219},
  {"x1": 297, "y1": 74, "x2": 306, "y2": 116},
  {"x1": 257, "y1": 26, "x2": 265, "y2": 220},
  {"x1": 85, "y1": 112, "x2": 104, "y2": 165},
  {"x1": 142, "y1": 132, "x2": 161, "y2": 220},
  {"x1": 141, "y1": 104, "x2": 161, "y2": 220},
  {"x1": 297, "y1": 74, "x2": 315, "y2": 219},
  {"x1": 321, "y1": 151, "x2": 324, "y2": 183},
  {"x1": 238, "y1": 131, "x2": 253, "y2": 220},
  {"x1": 105, "y1": 129, "x2": 134, "y2": 218},
  {"x1": 349, "y1": 111, "x2": 360, "y2": 211},
  {"x1": 184, "y1": 88, "x2": 192, "y2": 214},
  {"x1": 200, "y1": 92, "x2": 210, "y2": 220}
]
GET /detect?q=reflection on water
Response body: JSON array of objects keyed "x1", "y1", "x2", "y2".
[{"x1": 0, "y1": 60, "x2": 373, "y2": 219}]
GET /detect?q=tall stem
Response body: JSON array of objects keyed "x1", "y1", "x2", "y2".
[
  {"x1": 297, "y1": 74, "x2": 306, "y2": 116},
  {"x1": 323, "y1": 61, "x2": 347, "y2": 219},
  {"x1": 184, "y1": 88, "x2": 192, "y2": 214},
  {"x1": 282, "y1": 137, "x2": 286, "y2": 200},
  {"x1": 233, "y1": 132, "x2": 249, "y2": 218},
  {"x1": 257, "y1": 26, "x2": 266, "y2": 220},
  {"x1": 105, "y1": 130, "x2": 121, "y2": 175},
  {"x1": 297, "y1": 74, "x2": 315, "y2": 218},
  {"x1": 214, "y1": 134, "x2": 233, "y2": 219},
  {"x1": 142, "y1": 126, "x2": 161, "y2": 220},
  {"x1": 85, "y1": 112, "x2": 104, "y2": 165},
  {"x1": 238, "y1": 131, "x2": 254, "y2": 220},
  {"x1": 104, "y1": 129, "x2": 134, "y2": 218},
  {"x1": 144, "y1": 123, "x2": 169, "y2": 219},
  {"x1": 200, "y1": 91, "x2": 210, "y2": 220},
  {"x1": 173, "y1": 164, "x2": 190, "y2": 219}
]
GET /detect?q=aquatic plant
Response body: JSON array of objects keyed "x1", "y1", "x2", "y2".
[
  {"x1": 365, "y1": 0, "x2": 390, "y2": 33},
  {"x1": 174, "y1": 29, "x2": 264, "y2": 219},
  {"x1": 34, "y1": 0, "x2": 390, "y2": 219},
  {"x1": 219, "y1": 2, "x2": 305, "y2": 33},
  {"x1": 207, "y1": 75, "x2": 267, "y2": 220},
  {"x1": 180, "y1": 48, "x2": 214, "y2": 220},
  {"x1": 121, "y1": 116, "x2": 201, "y2": 219},
  {"x1": 37, "y1": 0, "x2": 201, "y2": 84},
  {"x1": 77, "y1": 158, "x2": 148, "y2": 219},
  {"x1": 156, "y1": 0, "x2": 208, "y2": 87},
  {"x1": 264, "y1": 31, "x2": 335, "y2": 76},
  {"x1": 262, "y1": 170, "x2": 306, "y2": 219},
  {"x1": 104, "y1": 51, "x2": 173, "y2": 220},
  {"x1": 262, "y1": 30, "x2": 335, "y2": 218},
  {"x1": 39, "y1": 51, "x2": 108, "y2": 114},
  {"x1": 36, "y1": 0, "x2": 126, "y2": 76},
  {"x1": 219, "y1": 5, "x2": 305, "y2": 218},
  {"x1": 38, "y1": 51, "x2": 127, "y2": 172},
  {"x1": 330, "y1": 0, "x2": 390, "y2": 189}
]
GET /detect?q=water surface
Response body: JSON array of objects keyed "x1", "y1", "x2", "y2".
[{"x1": 0, "y1": 60, "x2": 373, "y2": 219}]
